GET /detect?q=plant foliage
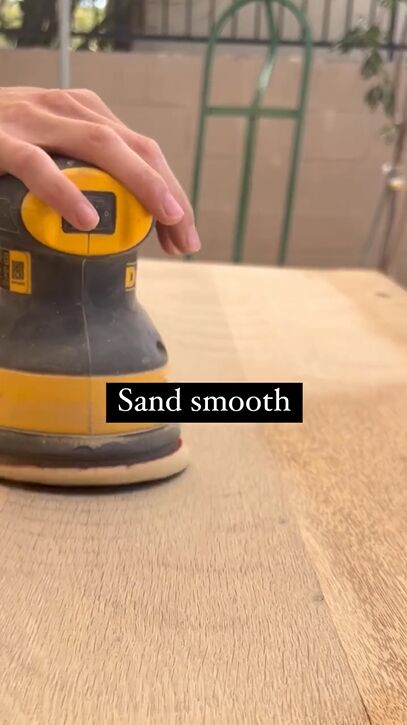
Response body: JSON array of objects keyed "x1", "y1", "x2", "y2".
[{"x1": 337, "y1": 0, "x2": 407, "y2": 141}]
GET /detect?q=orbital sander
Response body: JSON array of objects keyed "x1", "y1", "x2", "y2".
[{"x1": 0, "y1": 156, "x2": 188, "y2": 486}]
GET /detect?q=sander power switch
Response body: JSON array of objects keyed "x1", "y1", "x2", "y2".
[
  {"x1": 62, "y1": 191, "x2": 116, "y2": 235},
  {"x1": 18, "y1": 160, "x2": 154, "y2": 256}
]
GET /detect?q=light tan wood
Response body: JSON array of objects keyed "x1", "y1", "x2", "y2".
[{"x1": 0, "y1": 259, "x2": 406, "y2": 724}]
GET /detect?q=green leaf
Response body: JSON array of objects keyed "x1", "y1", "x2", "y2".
[
  {"x1": 337, "y1": 27, "x2": 367, "y2": 53},
  {"x1": 365, "y1": 85, "x2": 384, "y2": 110},
  {"x1": 382, "y1": 84, "x2": 395, "y2": 117},
  {"x1": 361, "y1": 49, "x2": 383, "y2": 79},
  {"x1": 364, "y1": 25, "x2": 382, "y2": 46},
  {"x1": 379, "y1": 0, "x2": 399, "y2": 8},
  {"x1": 380, "y1": 124, "x2": 396, "y2": 145}
]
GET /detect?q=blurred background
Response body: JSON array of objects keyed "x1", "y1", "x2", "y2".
[{"x1": 1, "y1": 0, "x2": 407, "y2": 285}]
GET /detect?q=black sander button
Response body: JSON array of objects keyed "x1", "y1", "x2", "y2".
[{"x1": 62, "y1": 191, "x2": 116, "y2": 234}]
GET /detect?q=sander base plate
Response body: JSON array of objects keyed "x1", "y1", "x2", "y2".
[{"x1": 0, "y1": 440, "x2": 188, "y2": 487}]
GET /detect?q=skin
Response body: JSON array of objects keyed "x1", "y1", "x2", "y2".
[{"x1": 0, "y1": 86, "x2": 201, "y2": 256}]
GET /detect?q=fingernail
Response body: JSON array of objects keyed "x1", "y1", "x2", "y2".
[
  {"x1": 162, "y1": 193, "x2": 184, "y2": 221},
  {"x1": 76, "y1": 202, "x2": 100, "y2": 230},
  {"x1": 186, "y1": 227, "x2": 201, "y2": 253}
]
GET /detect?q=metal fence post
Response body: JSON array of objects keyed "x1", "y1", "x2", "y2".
[{"x1": 58, "y1": 0, "x2": 71, "y2": 89}]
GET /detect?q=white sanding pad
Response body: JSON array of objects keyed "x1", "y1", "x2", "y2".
[{"x1": 0, "y1": 442, "x2": 188, "y2": 487}]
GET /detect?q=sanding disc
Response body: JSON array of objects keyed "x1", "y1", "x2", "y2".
[{"x1": 0, "y1": 441, "x2": 189, "y2": 488}]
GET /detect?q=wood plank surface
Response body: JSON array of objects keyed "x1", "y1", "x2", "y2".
[{"x1": 0, "y1": 259, "x2": 405, "y2": 724}]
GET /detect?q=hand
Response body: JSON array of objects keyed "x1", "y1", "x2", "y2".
[{"x1": 0, "y1": 87, "x2": 201, "y2": 255}]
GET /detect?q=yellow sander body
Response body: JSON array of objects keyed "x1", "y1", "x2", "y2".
[{"x1": 0, "y1": 157, "x2": 188, "y2": 486}]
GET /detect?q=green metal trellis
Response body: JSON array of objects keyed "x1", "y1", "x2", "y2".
[{"x1": 190, "y1": 0, "x2": 313, "y2": 264}]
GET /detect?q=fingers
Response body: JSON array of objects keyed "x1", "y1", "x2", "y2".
[
  {"x1": 67, "y1": 88, "x2": 121, "y2": 123},
  {"x1": 136, "y1": 140, "x2": 200, "y2": 253},
  {"x1": 79, "y1": 120, "x2": 201, "y2": 254},
  {"x1": 0, "y1": 131, "x2": 99, "y2": 231},
  {"x1": 156, "y1": 224, "x2": 184, "y2": 256},
  {"x1": 37, "y1": 90, "x2": 201, "y2": 255},
  {"x1": 38, "y1": 115, "x2": 185, "y2": 228},
  {"x1": 0, "y1": 88, "x2": 201, "y2": 255},
  {"x1": 157, "y1": 214, "x2": 200, "y2": 255}
]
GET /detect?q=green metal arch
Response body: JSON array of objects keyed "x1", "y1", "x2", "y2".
[{"x1": 190, "y1": 0, "x2": 313, "y2": 264}]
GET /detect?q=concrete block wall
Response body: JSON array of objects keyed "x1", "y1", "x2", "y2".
[{"x1": 0, "y1": 46, "x2": 406, "y2": 286}]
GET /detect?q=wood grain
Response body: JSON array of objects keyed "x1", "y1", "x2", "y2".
[{"x1": 0, "y1": 259, "x2": 405, "y2": 724}]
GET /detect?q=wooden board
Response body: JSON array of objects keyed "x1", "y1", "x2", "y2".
[{"x1": 0, "y1": 259, "x2": 406, "y2": 724}]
